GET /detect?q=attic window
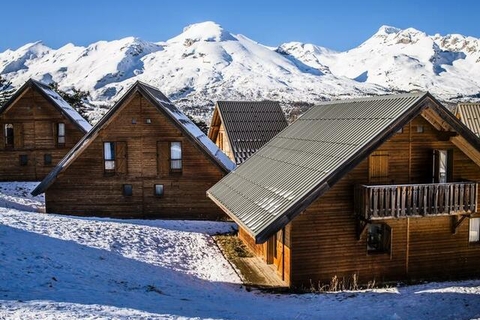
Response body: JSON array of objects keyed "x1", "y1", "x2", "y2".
[
  {"x1": 4, "y1": 124, "x2": 14, "y2": 148},
  {"x1": 146, "y1": 118, "x2": 152, "y2": 124},
  {"x1": 416, "y1": 125, "x2": 424, "y2": 133},
  {"x1": 104, "y1": 142, "x2": 115, "y2": 173},
  {"x1": 170, "y1": 141, "x2": 182, "y2": 172},
  {"x1": 367, "y1": 223, "x2": 391, "y2": 254},
  {"x1": 57, "y1": 123, "x2": 65, "y2": 146}
]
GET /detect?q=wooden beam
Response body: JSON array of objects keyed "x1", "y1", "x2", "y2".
[
  {"x1": 421, "y1": 108, "x2": 452, "y2": 131},
  {"x1": 450, "y1": 136, "x2": 480, "y2": 167},
  {"x1": 451, "y1": 215, "x2": 469, "y2": 234},
  {"x1": 356, "y1": 216, "x2": 369, "y2": 240}
]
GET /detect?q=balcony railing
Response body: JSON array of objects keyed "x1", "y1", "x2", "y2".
[{"x1": 355, "y1": 182, "x2": 478, "y2": 220}]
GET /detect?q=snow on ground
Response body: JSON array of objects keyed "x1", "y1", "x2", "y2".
[{"x1": 0, "y1": 182, "x2": 480, "y2": 319}]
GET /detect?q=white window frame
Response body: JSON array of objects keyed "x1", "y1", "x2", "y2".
[
  {"x1": 104, "y1": 142, "x2": 115, "y2": 173},
  {"x1": 57, "y1": 123, "x2": 65, "y2": 146},
  {"x1": 170, "y1": 141, "x2": 182, "y2": 172},
  {"x1": 469, "y1": 218, "x2": 480, "y2": 243},
  {"x1": 4, "y1": 123, "x2": 14, "y2": 148}
]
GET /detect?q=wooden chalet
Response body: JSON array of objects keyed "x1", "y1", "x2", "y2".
[
  {"x1": 455, "y1": 103, "x2": 480, "y2": 137},
  {"x1": 32, "y1": 81, "x2": 235, "y2": 219},
  {"x1": 208, "y1": 92, "x2": 480, "y2": 288},
  {"x1": 208, "y1": 101, "x2": 288, "y2": 165},
  {"x1": 0, "y1": 79, "x2": 92, "y2": 181}
]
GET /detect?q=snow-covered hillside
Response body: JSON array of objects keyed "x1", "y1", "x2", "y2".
[
  {"x1": 1, "y1": 182, "x2": 480, "y2": 319},
  {"x1": 1, "y1": 21, "x2": 480, "y2": 122}
]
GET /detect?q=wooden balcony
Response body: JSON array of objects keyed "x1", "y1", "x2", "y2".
[{"x1": 355, "y1": 182, "x2": 478, "y2": 220}]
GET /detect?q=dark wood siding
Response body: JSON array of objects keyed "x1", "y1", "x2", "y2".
[
  {"x1": 0, "y1": 88, "x2": 86, "y2": 181},
  {"x1": 45, "y1": 93, "x2": 227, "y2": 220},
  {"x1": 289, "y1": 115, "x2": 480, "y2": 288}
]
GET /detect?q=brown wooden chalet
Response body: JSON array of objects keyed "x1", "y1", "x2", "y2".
[
  {"x1": 208, "y1": 101, "x2": 288, "y2": 165},
  {"x1": 32, "y1": 81, "x2": 235, "y2": 219},
  {"x1": 0, "y1": 79, "x2": 92, "y2": 181},
  {"x1": 208, "y1": 92, "x2": 480, "y2": 288}
]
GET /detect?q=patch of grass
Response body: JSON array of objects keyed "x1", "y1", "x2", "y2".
[{"x1": 214, "y1": 234, "x2": 253, "y2": 259}]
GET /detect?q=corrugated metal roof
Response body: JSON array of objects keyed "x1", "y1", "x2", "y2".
[
  {"x1": 0, "y1": 79, "x2": 92, "y2": 133},
  {"x1": 209, "y1": 101, "x2": 288, "y2": 164},
  {"x1": 32, "y1": 81, "x2": 234, "y2": 196},
  {"x1": 208, "y1": 92, "x2": 436, "y2": 243},
  {"x1": 456, "y1": 103, "x2": 480, "y2": 137}
]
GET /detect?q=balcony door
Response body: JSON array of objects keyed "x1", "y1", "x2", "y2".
[
  {"x1": 369, "y1": 151, "x2": 389, "y2": 184},
  {"x1": 433, "y1": 150, "x2": 453, "y2": 183}
]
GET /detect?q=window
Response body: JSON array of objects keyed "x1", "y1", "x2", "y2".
[
  {"x1": 154, "y1": 184, "x2": 164, "y2": 197},
  {"x1": 367, "y1": 223, "x2": 391, "y2": 254},
  {"x1": 123, "y1": 184, "x2": 133, "y2": 197},
  {"x1": 44, "y1": 154, "x2": 52, "y2": 165},
  {"x1": 416, "y1": 125, "x2": 424, "y2": 133},
  {"x1": 170, "y1": 141, "x2": 182, "y2": 172},
  {"x1": 104, "y1": 142, "x2": 115, "y2": 173},
  {"x1": 57, "y1": 123, "x2": 65, "y2": 146},
  {"x1": 469, "y1": 218, "x2": 480, "y2": 243},
  {"x1": 4, "y1": 124, "x2": 13, "y2": 148},
  {"x1": 19, "y1": 154, "x2": 28, "y2": 166}
]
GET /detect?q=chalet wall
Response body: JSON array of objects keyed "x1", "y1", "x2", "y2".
[
  {"x1": 0, "y1": 88, "x2": 85, "y2": 181},
  {"x1": 215, "y1": 122, "x2": 233, "y2": 163},
  {"x1": 45, "y1": 93, "x2": 227, "y2": 220},
  {"x1": 289, "y1": 115, "x2": 480, "y2": 288}
]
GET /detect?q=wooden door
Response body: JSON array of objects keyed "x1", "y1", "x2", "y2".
[{"x1": 266, "y1": 233, "x2": 277, "y2": 265}]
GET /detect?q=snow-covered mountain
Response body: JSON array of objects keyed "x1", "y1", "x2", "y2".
[{"x1": 1, "y1": 21, "x2": 479, "y2": 121}]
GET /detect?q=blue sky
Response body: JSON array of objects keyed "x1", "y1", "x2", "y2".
[{"x1": 2, "y1": 0, "x2": 479, "y2": 52}]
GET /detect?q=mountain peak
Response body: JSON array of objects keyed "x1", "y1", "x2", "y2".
[
  {"x1": 168, "y1": 21, "x2": 236, "y2": 44},
  {"x1": 376, "y1": 25, "x2": 401, "y2": 36}
]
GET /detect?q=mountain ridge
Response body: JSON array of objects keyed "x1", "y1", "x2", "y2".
[{"x1": 1, "y1": 21, "x2": 479, "y2": 121}]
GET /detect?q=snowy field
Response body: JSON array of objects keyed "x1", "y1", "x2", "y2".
[{"x1": 0, "y1": 182, "x2": 479, "y2": 320}]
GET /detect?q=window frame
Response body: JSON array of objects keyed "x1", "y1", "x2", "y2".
[
  {"x1": 103, "y1": 142, "x2": 116, "y2": 174},
  {"x1": 122, "y1": 184, "x2": 133, "y2": 197},
  {"x1": 154, "y1": 184, "x2": 164, "y2": 197},
  {"x1": 4, "y1": 123, "x2": 14, "y2": 148},
  {"x1": 367, "y1": 223, "x2": 391, "y2": 254},
  {"x1": 19, "y1": 154, "x2": 28, "y2": 166},
  {"x1": 169, "y1": 141, "x2": 183, "y2": 173},
  {"x1": 469, "y1": 217, "x2": 480, "y2": 243},
  {"x1": 44, "y1": 153, "x2": 52, "y2": 166},
  {"x1": 57, "y1": 122, "x2": 66, "y2": 147}
]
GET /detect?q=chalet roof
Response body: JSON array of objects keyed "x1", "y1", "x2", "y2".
[
  {"x1": 0, "y1": 79, "x2": 92, "y2": 133},
  {"x1": 455, "y1": 103, "x2": 480, "y2": 136},
  {"x1": 208, "y1": 101, "x2": 288, "y2": 164},
  {"x1": 32, "y1": 81, "x2": 235, "y2": 196},
  {"x1": 207, "y1": 92, "x2": 480, "y2": 243}
]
